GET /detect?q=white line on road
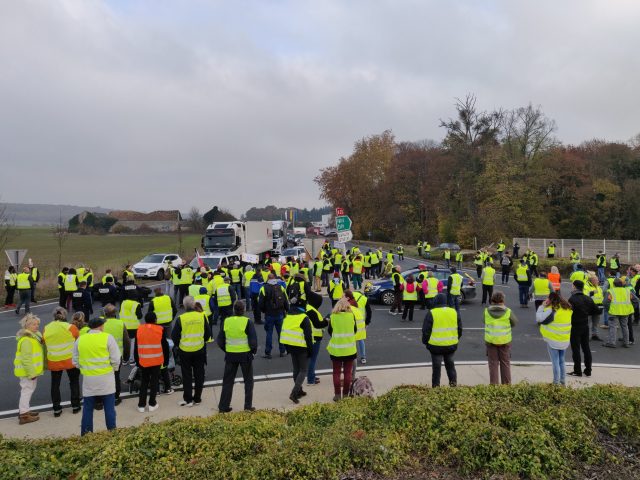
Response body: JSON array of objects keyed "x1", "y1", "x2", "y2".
[
  {"x1": 0, "y1": 336, "x2": 16, "y2": 340},
  {"x1": 389, "y1": 327, "x2": 484, "y2": 331},
  {"x1": 0, "y1": 301, "x2": 58, "y2": 316}
]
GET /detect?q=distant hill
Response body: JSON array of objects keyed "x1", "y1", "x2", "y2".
[{"x1": 0, "y1": 203, "x2": 113, "y2": 226}]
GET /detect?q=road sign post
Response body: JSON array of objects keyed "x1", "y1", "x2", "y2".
[
  {"x1": 4, "y1": 249, "x2": 28, "y2": 268},
  {"x1": 336, "y1": 216, "x2": 352, "y2": 232}
]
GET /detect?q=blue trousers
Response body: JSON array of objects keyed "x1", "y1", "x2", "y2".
[
  {"x1": 81, "y1": 394, "x2": 116, "y2": 436},
  {"x1": 264, "y1": 314, "x2": 285, "y2": 355},
  {"x1": 447, "y1": 294, "x2": 461, "y2": 312},
  {"x1": 518, "y1": 285, "x2": 529, "y2": 305},
  {"x1": 307, "y1": 337, "x2": 322, "y2": 383},
  {"x1": 547, "y1": 345, "x2": 566, "y2": 385}
]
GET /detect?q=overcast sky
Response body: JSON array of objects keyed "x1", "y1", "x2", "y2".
[{"x1": 2, "y1": 0, "x2": 639, "y2": 217}]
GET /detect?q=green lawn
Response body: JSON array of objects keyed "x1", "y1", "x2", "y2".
[{"x1": 3, "y1": 227, "x2": 202, "y2": 297}]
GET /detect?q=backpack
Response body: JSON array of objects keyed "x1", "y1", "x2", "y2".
[
  {"x1": 406, "y1": 282, "x2": 415, "y2": 293},
  {"x1": 501, "y1": 256, "x2": 511, "y2": 266},
  {"x1": 350, "y1": 376, "x2": 375, "y2": 397},
  {"x1": 268, "y1": 283, "x2": 287, "y2": 310}
]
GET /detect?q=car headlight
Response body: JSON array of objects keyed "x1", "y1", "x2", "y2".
[{"x1": 366, "y1": 285, "x2": 380, "y2": 293}]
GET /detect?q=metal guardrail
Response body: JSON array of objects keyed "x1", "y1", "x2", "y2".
[{"x1": 512, "y1": 238, "x2": 640, "y2": 263}]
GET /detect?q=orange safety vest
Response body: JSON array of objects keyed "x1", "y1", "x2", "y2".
[
  {"x1": 547, "y1": 273, "x2": 561, "y2": 292},
  {"x1": 136, "y1": 324, "x2": 164, "y2": 368}
]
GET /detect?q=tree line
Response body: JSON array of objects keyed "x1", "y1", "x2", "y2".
[{"x1": 315, "y1": 94, "x2": 640, "y2": 246}]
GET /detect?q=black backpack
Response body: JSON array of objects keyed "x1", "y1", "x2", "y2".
[{"x1": 268, "y1": 283, "x2": 287, "y2": 310}]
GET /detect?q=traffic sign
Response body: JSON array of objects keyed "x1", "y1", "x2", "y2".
[
  {"x1": 335, "y1": 207, "x2": 345, "y2": 216},
  {"x1": 333, "y1": 241, "x2": 346, "y2": 251},
  {"x1": 336, "y1": 215, "x2": 352, "y2": 232},
  {"x1": 5, "y1": 249, "x2": 28, "y2": 268},
  {"x1": 337, "y1": 230, "x2": 353, "y2": 243}
]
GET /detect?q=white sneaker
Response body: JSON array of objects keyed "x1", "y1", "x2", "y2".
[
  {"x1": 178, "y1": 401, "x2": 194, "y2": 407},
  {"x1": 164, "y1": 389, "x2": 175, "y2": 395},
  {"x1": 137, "y1": 407, "x2": 145, "y2": 413},
  {"x1": 149, "y1": 403, "x2": 159, "y2": 412},
  {"x1": 360, "y1": 358, "x2": 367, "y2": 365}
]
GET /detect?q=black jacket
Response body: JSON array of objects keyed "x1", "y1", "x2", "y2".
[
  {"x1": 568, "y1": 291, "x2": 600, "y2": 328},
  {"x1": 71, "y1": 288, "x2": 93, "y2": 317},
  {"x1": 422, "y1": 307, "x2": 462, "y2": 354}
]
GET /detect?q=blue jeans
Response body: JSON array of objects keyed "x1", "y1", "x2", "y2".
[
  {"x1": 597, "y1": 267, "x2": 605, "y2": 283},
  {"x1": 307, "y1": 337, "x2": 322, "y2": 383},
  {"x1": 447, "y1": 294, "x2": 461, "y2": 312},
  {"x1": 81, "y1": 394, "x2": 116, "y2": 435},
  {"x1": 264, "y1": 313, "x2": 285, "y2": 355},
  {"x1": 518, "y1": 285, "x2": 529, "y2": 305},
  {"x1": 572, "y1": 263, "x2": 578, "y2": 272},
  {"x1": 231, "y1": 283, "x2": 242, "y2": 301},
  {"x1": 357, "y1": 339, "x2": 366, "y2": 359},
  {"x1": 547, "y1": 345, "x2": 566, "y2": 385},
  {"x1": 244, "y1": 287, "x2": 252, "y2": 311}
]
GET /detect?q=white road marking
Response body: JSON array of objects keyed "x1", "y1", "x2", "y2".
[{"x1": 0, "y1": 336, "x2": 16, "y2": 340}]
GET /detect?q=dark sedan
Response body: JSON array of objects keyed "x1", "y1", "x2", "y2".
[{"x1": 364, "y1": 267, "x2": 476, "y2": 306}]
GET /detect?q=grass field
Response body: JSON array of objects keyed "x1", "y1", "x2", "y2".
[{"x1": 3, "y1": 227, "x2": 202, "y2": 298}]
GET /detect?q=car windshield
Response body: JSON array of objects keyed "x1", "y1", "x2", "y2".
[
  {"x1": 204, "y1": 229, "x2": 235, "y2": 250},
  {"x1": 282, "y1": 249, "x2": 298, "y2": 256},
  {"x1": 189, "y1": 257, "x2": 220, "y2": 269},
  {"x1": 140, "y1": 254, "x2": 165, "y2": 263},
  {"x1": 273, "y1": 229, "x2": 283, "y2": 239}
]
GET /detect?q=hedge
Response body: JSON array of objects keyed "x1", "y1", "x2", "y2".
[{"x1": 1, "y1": 384, "x2": 639, "y2": 479}]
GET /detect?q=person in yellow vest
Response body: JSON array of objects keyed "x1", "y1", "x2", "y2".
[
  {"x1": 280, "y1": 286, "x2": 313, "y2": 404},
  {"x1": 473, "y1": 251, "x2": 484, "y2": 279},
  {"x1": 229, "y1": 262, "x2": 243, "y2": 301},
  {"x1": 567, "y1": 280, "x2": 600, "y2": 378},
  {"x1": 529, "y1": 272, "x2": 553, "y2": 310},
  {"x1": 417, "y1": 240, "x2": 423, "y2": 257},
  {"x1": 73, "y1": 315, "x2": 121, "y2": 435},
  {"x1": 216, "y1": 301, "x2": 258, "y2": 413},
  {"x1": 385, "y1": 251, "x2": 394, "y2": 268},
  {"x1": 28, "y1": 260, "x2": 40, "y2": 303},
  {"x1": 55, "y1": 267, "x2": 69, "y2": 308},
  {"x1": 536, "y1": 292, "x2": 572, "y2": 385},
  {"x1": 603, "y1": 278, "x2": 635, "y2": 348},
  {"x1": 496, "y1": 240, "x2": 506, "y2": 261},
  {"x1": 243, "y1": 265, "x2": 256, "y2": 312},
  {"x1": 121, "y1": 264, "x2": 135, "y2": 285},
  {"x1": 351, "y1": 256, "x2": 364, "y2": 291},
  {"x1": 422, "y1": 294, "x2": 462, "y2": 387},
  {"x1": 327, "y1": 297, "x2": 358, "y2": 401},
  {"x1": 443, "y1": 249, "x2": 451, "y2": 268},
  {"x1": 212, "y1": 277, "x2": 237, "y2": 325},
  {"x1": 120, "y1": 294, "x2": 143, "y2": 365},
  {"x1": 584, "y1": 275, "x2": 604, "y2": 340},
  {"x1": 328, "y1": 271, "x2": 346, "y2": 307},
  {"x1": 547, "y1": 241, "x2": 556, "y2": 259},
  {"x1": 423, "y1": 270, "x2": 443, "y2": 310},
  {"x1": 102, "y1": 304, "x2": 130, "y2": 405},
  {"x1": 171, "y1": 296, "x2": 212, "y2": 407},
  {"x1": 312, "y1": 257, "x2": 324, "y2": 292},
  {"x1": 610, "y1": 253, "x2": 621, "y2": 276},
  {"x1": 389, "y1": 265, "x2": 404, "y2": 315},
  {"x1": 135, "y1": 312, "x2": 169, "y2": 413},
  {"x1": 455, "y1": 251, "x2": 463, "y2": 270},
  {"x1": 15, "y1": 266, "x2": 34, "y2": 316},
  {"x1": 5, "y1": 265, "x2": 18, "y2": 308},
  {"x1": 480, "y1": 262, "x2": 496, "y2": 305},
  {"x1": 447, "y1": 267, "x2": 464, "y2": 313},
  {"x1": 194, "y1": 286, "x2": 214, "y2": 332},
  {"x1": 401, "y1": 274, "x2": 422, "y2": 322},
  {"x1": 14, "y1": 313, "x2": 44, "y2": 425},
  {"x1": 369, "y1": 248, "x2": 380, "y2": 279},
  {"x1": 396, "y1": 245, "x2": 404, "y2": 261},
  {"x1": 424, "y1": 242, "x2": 431, "y2": 259},
  {"x1": 64, "y1": 268, "x2": 79, "y2": 311},
  {"x1": 569, "y1": 248, "x2": 581, "y2": 272},
  {"x1": 44, "y1": 307, "x2": 81, "y2": 417},
  {"x1": 484, "y1": 291, "x2": 518, "y2": 385},
  {"x1": 305, "y1": 291, "x2": 328, "y2": 386},
  {"x1": 148, "y1": 287, "x2": 178, "y2": 335},
  {"x1": 346, "y1": 289, "x2": 371, "y2": 367}
]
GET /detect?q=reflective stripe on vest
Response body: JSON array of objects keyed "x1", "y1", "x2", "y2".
[
  {"x1": 43, "y1": 321, "x2": 75, "y2": 362},
  {"x1": 216, "y1": 285, "x2": 232, "y2": 307},
  {"x1": 103, "y1": 317, "x2": 124, "y2": 355},
  {"x1": 152, "y1": 295, "x2": 173, "y2": 324},
  {"x1": 533, "y1": 278, "x2": 551, "y2": 297},
  {"x1": 77, "y1": 332, "x2": 112, "y2": 376},
  {"x1": 17, "y1": 273, "x2": 31, "y2": 290},
  {"x1": 449, "y1": 274, "x2": 463, "y2": 295},
  {"x1": 14, "y1": 335, "x2": 44, "y2": 377},
  {"x1": 120, "y1": 299, "x2": 141, "y2": 330},
  {"x1": 425, "y1": 277, "x2": 439, "y2": 298},
  {"x1": 482, "y1": 267, "x2": 495, "y2": 286},
  {"x1": 194, "y1": 294, "x2": 212, "y2": 316},
  {"x1": 179, "y1": 311, "x2": 206, "y2": 352},
  {"x1": 136, "y1": 324, "x2": 164, "y2": 367},
  {"x1": 540, "y1": 307, "x2": 572, "y2": 348},
  {"x1": 484, "y1": 308, "x2": 512, "y2": 345},
  {"x1": 330, "y1": 281, "x2": 344, "y2": 300},
  {"x1": 609, "y1": 287, "x2": 634, "y2": 316},
  {"x1": 64, "y1": 274, "x2": 78, "y2": 292},
  {"x1": 428, "y1": 307, "x2": 459, "y2": 347},
  {"x1": 327, "y1": 312, "x2": 357, "y2": 356},
  {"x1": 280, "y1": 313, "x2": 307, "y2": 348},
  {"x1": 223, "y1": 316, "x2": 250, "y2": 353},
  {"x1": 516, "y1": 266, "x2": 529, "y2": 281}
]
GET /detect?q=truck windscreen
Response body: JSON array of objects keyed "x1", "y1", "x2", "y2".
[{"x1": 204, "y1": 229, "x2": 235, "y2": 249}]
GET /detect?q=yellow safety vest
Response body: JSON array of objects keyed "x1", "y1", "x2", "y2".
[
  {"x1": 484, "y1": 308, "x2": 512, "y2": 345},
  {"x1": 77, "y1": 332, "x2": 113, "y2": 376},
  {"x1": 425, "y1": 276, "x2": 440, "y2": 299},
  {"x1": 243, "y1": 271, "x2": 255, "y2": 288},
  {"x1": 516, "y1": 266, "x2": 529, "y2": 281},
  {"x1": 352, "y1": 261, "x2": 363, "y2": 275},
  {"x1": 216, "y1": 285, "x2": 232, "y2": 307},
  {"x1": 586, "y1": 283, "x2": 603, "y2": 305},
  {"x1": 152, "y1": 295, "x2": 173, "y2": 324},
  {"x1": 330, "y1": 280, "x2": 344, "y2": 300},
  {"x1": 482, "y1": 267, "x2": 495, "y2": 286},
  {"x1": 43, "y1": 321, "x2": 75, "y2": 363},
  {"x1": 119, "y1": 299, "x2": 141, "y2": 330},
  {"x1": 306, "y1": 304, "x2": 324, "y2": 338},
  {"x1": 533, "y1": 278, "x2": 551, "y2": 297},
  {"x1": 280, "y1": 313, "x2": 308, "y2": 348},
  {"x1": 608, "y1": 287, "x2": 634, "y2": 316},
  {"x1": 428, "y1": 307, "x2": 459, "y2": 347},
  {"x1": 223, "y1": 316, "x2": 250, "y2": 353},
  {"x1": 352, "y1": 292, "x2": 368, "y2": 341},
  {"x1": 16, "y1": 273, "x2": 31, "y2": 290},
  {"x1": 194, "y1": 294, "x2": 212, "y2": 316},
  {"x1": 539, "y1": 307, "x2": 572, "y2": 347},
  {"x1": 14, "y1": 334, "x2": 44, "y2": 377},
  {"x1": 230, "y1": 268, "x2": 242, "y2": 283},
  {"x1": 178, "y1": 311, "x2": 206, "y2": 352},
  {"x1": 327, "y1": 312, "x2": 357, "y2": 357},
  {"x1": 103, "y1": 317, "x2": 124, "y2": 355},
  {"x1": 64, "y1": 274, "x2": 78, "y2": 292},
  {"x1": 449, "y1": 273, "x2": 463, "y2": 295},
  {"x1": 402, "y1": 281, "x2": 419, "y2": 301}
]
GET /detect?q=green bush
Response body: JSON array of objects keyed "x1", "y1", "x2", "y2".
[{"x1": 1, "y1": 384, "x2": 639, "y2": 479}]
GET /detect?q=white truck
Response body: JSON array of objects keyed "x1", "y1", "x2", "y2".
[
  {"x1": 271, "y1": 220, "x2": 290, "y2": 255},
  {"x1": 191, "y1": 221, "x2": 273, "y2": 270},
  {"x1": 293, "y1": 227, "x2": 306, "y2": 245}
]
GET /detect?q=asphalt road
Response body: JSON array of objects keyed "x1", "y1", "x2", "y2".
[{"x1": 0, "y1": 254, "x2": 637, "y2": 416}]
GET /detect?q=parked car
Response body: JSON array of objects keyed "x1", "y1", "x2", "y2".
[
  {"x1": 437, "y1": 243, "x2": 461, "y2": 251},
  {"x1": 364, "y1": 267, "x2": 476, "y2": 306},
  {"x1": 133, "y1": 253, "x2": 182, "y2": 280},
  {"x1": 280, "y1": 246, "x2": 307, "y2": 262}
]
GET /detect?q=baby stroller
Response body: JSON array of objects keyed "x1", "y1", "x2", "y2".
[{"x1": 126, "y1": 339, "x2": 182, "y2": 394}]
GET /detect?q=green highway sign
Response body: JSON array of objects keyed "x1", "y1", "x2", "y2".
[{"x1": 336, "y1": 215, "x2": 352, "y2": 232}]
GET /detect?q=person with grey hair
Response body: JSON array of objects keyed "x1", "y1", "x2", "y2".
[
  {"x1": 14, "y1": 314, "x2": 44, "y2": 424},
  {"x1": 172, "y1": 296, "x2": 211, "y2": 407},
  {"x1": 43, "y1": 306, "x2": 82, "y2": 417}
]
